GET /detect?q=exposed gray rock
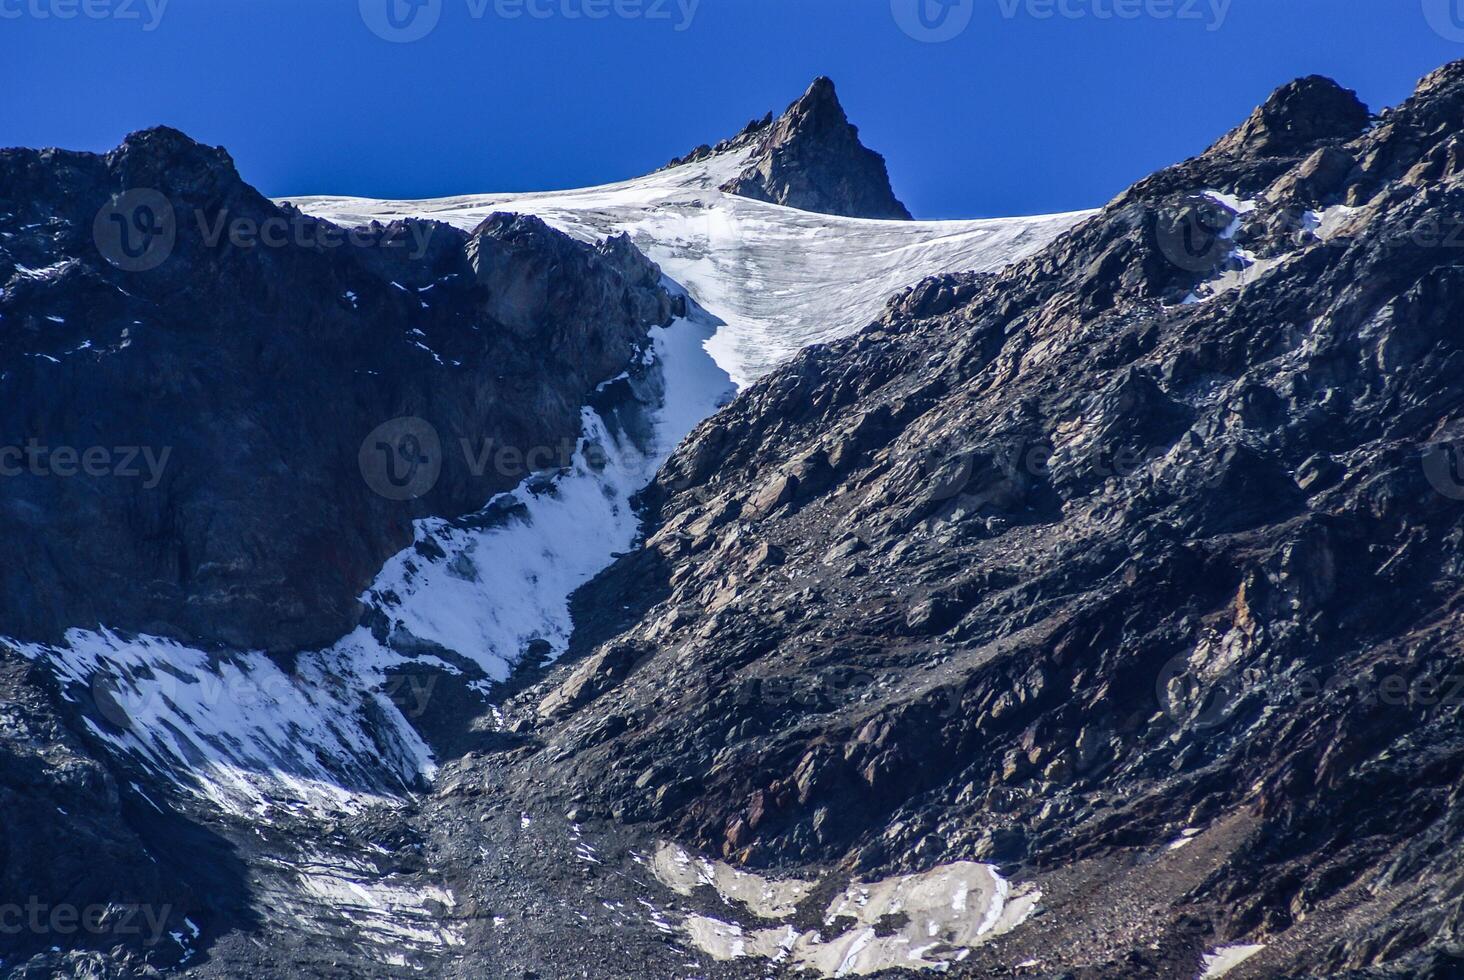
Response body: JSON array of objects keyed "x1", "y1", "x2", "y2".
[
  {"x1": 485, "y1": 60, "x2": 1464, "y2": 979},
  {"x1": 694, "y1": 77, "x2": 913, "y2": 220}
]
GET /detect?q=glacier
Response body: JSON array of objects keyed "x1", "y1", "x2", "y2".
[{"x1": 288, "y1": 146, "x2": 1092, "y2": 388}]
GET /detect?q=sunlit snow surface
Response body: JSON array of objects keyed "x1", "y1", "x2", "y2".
[
  {"x1": 1200, "y1": 943, "x2": 1265, "y2": 978},
  {"x1": 365, "y1": 314, "x2": 731, "y2": 685},
  {"x1": 288, "y1": 148, "x2": 1092, "y2": 388},
  {"x1": 652, "y1": 843, "x2": 1041, "y2": 976}
]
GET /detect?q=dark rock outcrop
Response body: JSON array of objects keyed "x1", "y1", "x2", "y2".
[
  {"x1": 671, "y1": 77, "x2": 913, "y2": 220},
  {"x1": 1207, "y1": 75, "x2": 1371, "y2": 158},
  {"x1": 0, "y1": 128, "x2": 676, "y2": 651}
]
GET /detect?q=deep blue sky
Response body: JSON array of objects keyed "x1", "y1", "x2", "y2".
[{"x1": 3, "y1": 1, "x2": 1461, "y2": 218}]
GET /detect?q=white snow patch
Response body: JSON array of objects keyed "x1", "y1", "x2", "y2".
[
  {"x1": 16, "y1": 628, "x2": 432, "y2": 817},
  {"x1": 1200, "y1": 943, "x2": 1265, "y2": 978},
  {"x1": 365, "y1": 314, "x2": 732, "y2": 680},
  {"x1": 656, "y1": 843, "x2": 1039, "y2": 977},
  {"x1": 652, "y1": 843, "x2": 815, "y2": 919},
  {"x1": 1168, "y1": 827, "x2": 1202, "y2": 851},
  {"x1": 261, "y1": 846, "x2": 463, "y2": 955},
  {"x1": 12, "y1": 261, "x2": 72, "y2": 279},
  {"x1": 1313, "y1": 203, "x2": 1362, "y2": 242}
]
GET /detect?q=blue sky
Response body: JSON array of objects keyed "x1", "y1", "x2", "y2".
[{"x1": 3, "y1": 0, "x2": 1462, "y2": 218}]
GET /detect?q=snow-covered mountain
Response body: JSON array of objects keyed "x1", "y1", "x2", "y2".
[
  {"x1": 0, "y1": 77, "x2": 1092, "y2": 978},
  {"x1": 18, "y1": 84, "x2": 1091, "y2": 826},
  {"x1": 11, "y1": 54, "x2": 1464, "y2": 980}
]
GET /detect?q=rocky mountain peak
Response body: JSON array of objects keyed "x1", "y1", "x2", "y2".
[
  {"x1": 103, "y1": 126, "x2": 252, "y2": 201},
  {"x1": 720, "y1": 76, "x2": 913, "y2": 220},
  {"x1": 785, "y1": 75, "x2": 842, "y2": 122},
  {"x1": 1413, "y1": 57, "x2": 1464, "y2": 98},
  {"x1": 1207, "y1": 74, "x2": 1370, "y2": 158},
  {"x1": 662, "y1": 77, "x2": 913, "y2": 220}
]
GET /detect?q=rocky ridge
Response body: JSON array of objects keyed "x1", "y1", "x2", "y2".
[{"x1": 8, "y1": 61, "x2": 1464, "y2": 980}]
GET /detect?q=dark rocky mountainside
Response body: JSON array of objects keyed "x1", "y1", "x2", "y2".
[
  {"x1": 479, "y1": 62, "x2": 1464, "y2": 977},
  {"x1": 669, "y1": 77, "x2": 914, "y2": 220},
  {"x1": 0, "y1": 129, "x2": 677, "y2": 651}
]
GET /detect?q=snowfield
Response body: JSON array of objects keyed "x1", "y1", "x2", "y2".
[{"x1": 288, "y1": 147, "x2": 1092, "y2": 388}]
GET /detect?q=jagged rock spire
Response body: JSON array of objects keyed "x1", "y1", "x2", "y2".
[
  {"x1": 720, "y1": 77, "x2": 913, "y2": 220},
  {"x1": 665, "y1": 77, "x2": 913, "y2": 220}
]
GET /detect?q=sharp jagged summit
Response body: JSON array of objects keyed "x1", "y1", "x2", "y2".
[{"x1": 669, "y1": 76, "x2": 913, "y2": 220}]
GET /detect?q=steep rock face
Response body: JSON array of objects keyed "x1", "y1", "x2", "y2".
[
  {"x1": 0, "y1": 129, "x2": 676, "y2": 651},
  {"x1": 498, "y1": 61, "x2": 1464, "y2": 977},
  {"x1": 674, "y1": 77, "x2": 913, "y2": 220}
]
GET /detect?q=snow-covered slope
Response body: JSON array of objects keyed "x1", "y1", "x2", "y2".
[
  {"x1": 289, "y1": 149, "x2": 1092, "y2": 388},
  {"x1": 18, "y1": 151, "x2": 1091, "y2": 820}
]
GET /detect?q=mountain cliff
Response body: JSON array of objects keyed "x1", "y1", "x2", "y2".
[{"x1": 0, "y1": 129, "x2": 677, "y2": 651}]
